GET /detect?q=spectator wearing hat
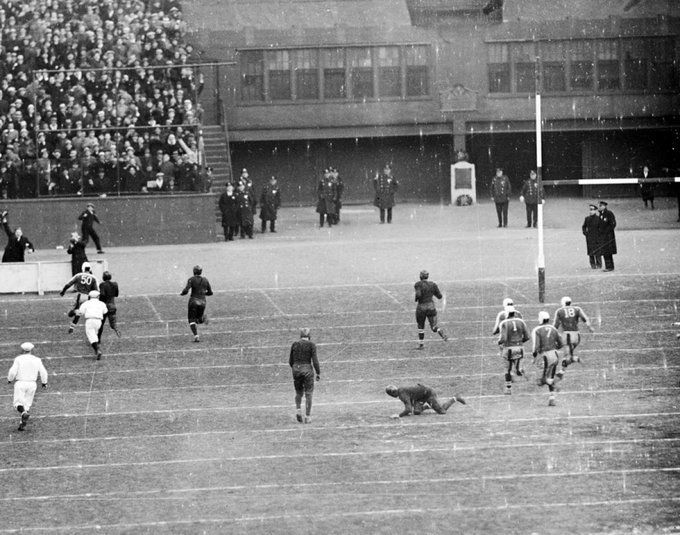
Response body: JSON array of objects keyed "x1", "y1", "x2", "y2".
[
  {"x1": 76, "y1": 290, "x2": 109, "y2": 360},
  {"x1": 7, "y1": 342, "x2": 48, "y2": 431},
  {"x1": 330, "y1": 167, "x2": 344, "y2": 224},
  {"x1": 78, "y1": 202, "x2": 104, "y2": 253},
  {"x1": 638, "y1": 165, "x2": 655, "y2": 210},
  {"x1": 597, "y1": 201, "x2": 617, "y2": 271},
  {"x1": 490, "y1": 167, "x2": 511, "y2": 228},
  {"x1": 373, "y1": 164, "x2": 398, "y2": 224},
  {"x1": 259, "y1": 175, "x2": 281, "y2": 233},
  {"x1": 1, "y1": 210, "x2": 34, "y2": 262},
  {"x1": 289, "y1": 328, "x2": 320, "y2": 424},
  {"x1": 582, "y1": 204, "x2": 603, "y2": 269}
]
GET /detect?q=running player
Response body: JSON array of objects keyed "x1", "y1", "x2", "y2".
[
  {"x1": 180, "y1": 265, "x2": 213, "y2": 342},
  {"x1": 553, "y1": 296, "x2": 593, "y2": 377},
  {"x1": 532, "y1": 311, "x2": 564, "y2": 406},
  {"x1": 7, "y1": 342, "x2": 48, "y2": 431},
  {"x1": 497, "y1": 305, "x2": 530, "y2": 395},
  {"x1": 76, "y1": 290, "x2": 109, "y2": 360},
  {"x1": 492, "y1": 297, "x2": 523, "y2": 335},
  {"x1": 414, "y1": 270, "x2": 448, "y2": 349},
  {"x1": 386, "y1": 383, "x2": 465, "y2": 418},
  {"x1": 60, "y1": 262, "x2": 98, "y2": 333},
  {"x1": 98, "y1": 271, "x2": 120, "y2": 339}
]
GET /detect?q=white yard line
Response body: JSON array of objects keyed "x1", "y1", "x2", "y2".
[{"x1": 258, "y1": 289, "x2": 286, "y2": 316}]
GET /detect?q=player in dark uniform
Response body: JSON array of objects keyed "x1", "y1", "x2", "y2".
[
  {"x1": 532, "y1": 311, "x2": 564, "y2": 406},
  {"x1": 60, "y1": 262, "x2": 98, "y2": 333},
  {"x1": 385, "y1": 383, "x2": 465, "y2": 418},
  {"x1": 289, "y1": 328, "x2": 321, "y2": 423},
  {"x1": 553, "y1": 296, "x2": 593, "y2": 378},
  {"x1": 414, "y1": 270, "x2": 448, "y2": 349},
  {"x1": 497, "y1": 306, "x2": 530, "y2": 395},
  {"x1": 180, "y1": 265, "x2": 213, "y2": 342},
  {"x1": 98, "y1": 271, "x2": 120, "y2": 339}
]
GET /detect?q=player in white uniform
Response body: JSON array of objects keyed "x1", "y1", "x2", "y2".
[
  {"x1": 492, "y1": 297, "x2": 523, "y2": 335},
  {"x1": 532, "y1": 311, "x2": 564, "y2": 406},
  {"x1": 7, "y1": 342, "x2": 48, "y2": 431},
  {"x1": 76, "y1": 290, "x2": 109, "y2": 360},
  {"x1": 60, "y1": 262, "x2": 98, "y2": 333},
  {"x1": 553, "y1": 296, "x2": 593, "y2": 377}
]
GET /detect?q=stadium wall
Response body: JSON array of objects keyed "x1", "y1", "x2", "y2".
[{"x1": 1, "y1": 195, "x2": 218, "y2": 249}]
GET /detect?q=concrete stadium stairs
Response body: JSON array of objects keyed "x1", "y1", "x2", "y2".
[{"x1": 201, "y1": 125, "x2": 233, "y2": 240}]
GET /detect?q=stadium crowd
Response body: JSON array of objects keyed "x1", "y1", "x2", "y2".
[{"x1": 0, "y1": 0, "x2": 209, "y2": 199}]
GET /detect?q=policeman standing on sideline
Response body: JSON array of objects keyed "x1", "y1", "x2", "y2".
[
  {"x1": 259, "y1": 175, "x2": 281, "y2": 233},
  {"x1": 597, "y1": 201, "x2": 617, "y2": 272},
  {"x1": 519, "y1": 170, "x2": 544, "y2": 228},
  {"x1": 490, "y1": 167, "x2": 511, "y2": 228},
  {"x1": 316, "y1": 169, "x2": 337, "y2": 228},
  {"x1": 373, "y1": 164, "x2": 398, "y2": 224},
  {"x1": 582, "y1": 204, "x2": 602, "y2": 269}
]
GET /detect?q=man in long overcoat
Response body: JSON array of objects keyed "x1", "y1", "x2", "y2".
[
  {"x1": 259, "y1": 176, "x2": 281, "y2": 233},
  {"x1": 581, "y1": 204, "x2": 602, "y2": 269},
  {"x1": 2, "y1": 211, "x2": 34, "y2": 262},
  {"x1": 490, "y1": 167, "x2": 511, "y2": 228},
  {"x1": 597, "y1": 201, "x2": 617, "y2": 271},
  {"x1": 373, "y1": 164, "x2": 398, "y2": 224},
  {"x1": 236, "y1": 182, "x2": 255, "y2": 239},
  {"x1": 219, "y1": 184, "x2": 239, "y2": 241},
  {"x1": 316, "y1": 169, "x2": 337, "y2": 228}
]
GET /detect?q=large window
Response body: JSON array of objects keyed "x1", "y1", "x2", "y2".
[
  {"x1": 293, "y1": 49, "x2": 318, "y2": 100},
  {"x1": 596, "y1": 40, "x2": 620, "y2": 91},
  {"x1": 238, "y1": 45, "x2": 431, "y2": 103},
  {"x1": 488, "y1": 43, "x2": 510, "y2": 93},
  {"x1": 622, "y1": 39, "x2": 648, "y2": 90},
  {"x1": 540, "y1": 41, "x2": 566, "y2": 92},
  {"x1": 349, "y1": 47, "x2": 373, "y2": 99},
  {"x1": 405, "y1": 45, "x2": 429, "y2": 96},
  {"x1": 513, "y1": 42, "x2": 536, "y2": 93},
  {"x1": 378, "y1": 46, "x2": 401, "y2": 97},
  {"x1": 241, "y1": 50, "x2": 264, "y2": 101},
  {"x1": 268, "y1": 50, "x2": 291, "y2": 100},
  {"x1": 649, "y1": 37, "x2": 676, "y2": 91},
  {"x1": 568, "y1": 41, "x2": 594, "y2": 91},
  {"x1": 322, "y1": 48, "x2": 346, "y2": 99}
]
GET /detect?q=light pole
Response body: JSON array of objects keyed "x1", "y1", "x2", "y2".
[{"x1": 535, "y1": 52, "x2": 546, "y2": 303}]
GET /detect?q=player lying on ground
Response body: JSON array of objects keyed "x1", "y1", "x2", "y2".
[{"x1": 386, "y1": 383, "x2": 465, "y2": 418}]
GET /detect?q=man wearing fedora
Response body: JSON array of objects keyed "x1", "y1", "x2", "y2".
[{"x1": 597, "y1": 201, "x2": 617, "y2": 271}]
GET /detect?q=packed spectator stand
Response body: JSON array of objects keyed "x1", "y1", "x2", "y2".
[{"x1": 0, "y1": 0, "x2": 210, "y2": 199}]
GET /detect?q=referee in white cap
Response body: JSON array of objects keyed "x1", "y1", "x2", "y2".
[{"x1": 7, "y1": 342, "x2": 48, "y2": 431}]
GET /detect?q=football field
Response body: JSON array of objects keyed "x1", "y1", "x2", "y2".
[{"x1": 0, "y1": 199, "x2": 679, "y2": 534}]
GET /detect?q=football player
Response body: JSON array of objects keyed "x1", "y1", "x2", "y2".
[
  {"x1": 532, "y1": 311, "x2": 564, "y2": 406},
  {"x1": 414, "y1": 270, "x2": 448, "y2": 349},
  {"x1": 553, "y1": 296, "x2": 593, "y2": 377},
  {"x1": 386, "y1": 383, "x2": 465, "y2": 418},
  {"x1": 180, "y1": 265, "x2": 213, "y2": 342},
  {"x1": 492, "y1": 297, "x2": 523, "y2": 335},
  {"x1": 60, "y1": 262, "x2": 98, "y2": 333},
  {"x1": 497, "y1": 305, "x2": 530, "y2": 395}
]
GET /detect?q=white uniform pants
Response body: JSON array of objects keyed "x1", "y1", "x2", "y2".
[
  {"x1": 85, "y1": 318, "x2": 102, "y2": 344},
  {"x1": 13, "y1": 381, "x2": 37, "y2": 410}
]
